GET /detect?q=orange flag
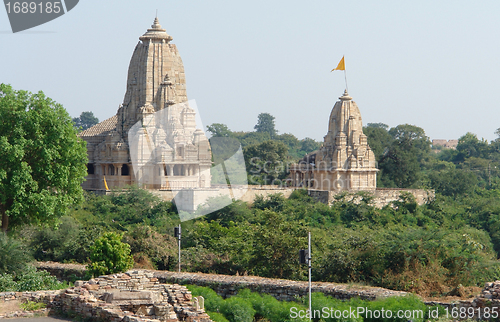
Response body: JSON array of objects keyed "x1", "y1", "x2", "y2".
[
  {"x1": 331, "y1": 56, "x2": 345, "y2": 71},
  {"x1": 103, "y1": 175, "x2": 109, "y2": 190}
]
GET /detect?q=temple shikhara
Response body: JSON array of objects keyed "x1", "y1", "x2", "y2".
[
  {"x1": 290, "y1": 90, "x2": 378, "y2": 191},
  {"x1": 80, "y1": 18, "x2": 211, "y2": 191}
]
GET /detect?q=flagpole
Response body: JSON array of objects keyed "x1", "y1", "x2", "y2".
[
  {"x1": 344, "y1": 69, "x2": 349, "y2": 93},
  {"x1": 332, "y1": 56, "x2": 348, "y2": 92}
]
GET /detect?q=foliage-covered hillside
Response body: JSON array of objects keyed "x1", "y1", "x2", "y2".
[{"x1": 4, "y1": 111, "x2": 500, "y2": 299}]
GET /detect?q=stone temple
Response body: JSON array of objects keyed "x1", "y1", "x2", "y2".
[
  {"x1": 290, "y1": 90, "x2": 378, "y2": 191},
  {"x1": 80, "y1": 18, "x2": 212, "y2": 191},
  {"x1": 78, "y1": 18, "x2": 432, "y2": 210}
]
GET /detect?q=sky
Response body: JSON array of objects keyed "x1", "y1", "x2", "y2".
[{"x1": 1, "y1": 0, "x2": 500, "y2": 142}]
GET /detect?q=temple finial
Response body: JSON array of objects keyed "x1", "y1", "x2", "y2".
[{"x1": 340, "y1": 89, "x2": 352, "y2": 101}]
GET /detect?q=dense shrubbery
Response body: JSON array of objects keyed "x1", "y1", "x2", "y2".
[
  {"x1": 180, "y1": 191, "x2": 500, "y2": 295},
  {"x1": 188, "y1": 285, "x2": 436, "y2": 322},
  {"x1": 0, "y1": 234, "x2": 69, "y2": 292},
  {"x1": 7, "y1": 182, "x2": 500, "y2": 296},
  {"x1": 0, "y1": 266, "x2": 69, "y2": 292},
  {"x1": 0, "y1": 233, "x2": 32, "y2": 275}
]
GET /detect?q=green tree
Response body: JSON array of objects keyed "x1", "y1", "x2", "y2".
[
  {"x1": 88, "y1": 232, "x2": 134, "y2": 277},
  {"x1": 0, "y1": 84, "x2": 88, "y2": 232},
  {"x1": 207, "y1": 123, "x2": 232, "y2": 138},
  {"x1": 379, "y1": 143, "x2": 420, "y2": 188},
  {"x1": 366, "y1": 122, "x2": 389, "y2": 130},
  {"x1": 254, "y1": 113, "x2": 277, "y2": 138},
  {"x1": 456, "y1": 132, "x2": 489, "y2": 161},
  {"x1": 388, "y1": 124, "x2": 431, "y2": 162},
  {"x1": 232, "y1": 131, "x2": 271, "y2": 148},
  {"x1": 276, "y1": 133, "x2": 301, "y2": 158},
  {"x1": 300, "y1": 137, "x2": 321, "y2": 155},
  {"x1": 363, "y1": 124, "x2": 392, "y2": 158},
  {"x1": 244, "y1": 140, "x2": 288, "y2": 185},
  {"x1": 249, "y1": 210, "x2": 308, "y2": 279},
  {"x1": 378, "y1": 124, "x2": 430, "y2": 188},
  {"x1": 429, "y1": 168, "x2": 478, "y2": 197},
  {"x1": 72, "y1": 111, "x2": 99, "y2": 131}
]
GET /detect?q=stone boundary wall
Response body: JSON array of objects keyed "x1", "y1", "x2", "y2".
[
  {"x1": 35, "y1": 263, "x2": 408, "y2": 302},
  {"x1": 97, "y1": 185, "x2": 433, "y2": 211},
  {"x1": 154, "y1": 271, "x2": 406, "y2": 301},
  {"x1": 308, "y1": 188, "x2": 434, "y2": 208},
  {"x1": 35, "y1": 262, "x2": 87, "y2": 281}
]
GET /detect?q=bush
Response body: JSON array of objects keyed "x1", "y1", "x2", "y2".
[
  {"x1": 235, "y1": 288, "x2": 307, "y2": 322},
  {"x1": 16, "y1": 265, "x2": 68, "y2": 291},
  {"x1": 123, "y1": 225, "x2": 176, "y2": 270},
  {"x1": 0, "y1": 265, "x2": 68, "y2": 292},
  {"x1": 30, "y1": 216, "x2": 102, "y2": 263},
  {"x1": 220, "y1": 296, "x2": 256, "y2": 322},
  {"x1": 20, "y1": 301, "x2": 46, "y2": 311},
  {"x1": 0, "y1": 273, "x2": 16, "y2": 292},
  {"x1": 188, "y1": 286, "x2": 309, "y2": 322},
  {"x1": 0, "y1": 233, "x2": 32, "y2": 275},
  {"x1": 206, "y1": 312, "x2": 229, "y2": 322},
  {"x1": 87, "y1": 232, "x2": 134, "y2": 277},
  {"x1": 187, "y1": 285, "x2": 224, "y2": 313}
]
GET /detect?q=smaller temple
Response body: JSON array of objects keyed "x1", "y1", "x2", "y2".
[{"x1": 290, "y1": 90, "x2": 378, "y2": 191}]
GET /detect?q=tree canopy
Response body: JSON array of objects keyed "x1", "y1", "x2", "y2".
[
  {"x1": 0, "y1": 84, "x2": 88, "y2": 232},
  {"x1": 72, "y1": 111, "x2": 99, "y2": 131},
  {"x1": 254, "y1": 113, "x2": 277, "y2": 138},
  {"x1": 206, "y1": 123, "x2": 232, "y2": 138}
]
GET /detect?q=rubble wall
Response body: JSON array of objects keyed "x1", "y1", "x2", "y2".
[
  {"x1": 1, "y1": 270, "x2": 211, "y2": 322},
  {"x1": 308, "y1": 188, "x2": 434, "y2": 208}
]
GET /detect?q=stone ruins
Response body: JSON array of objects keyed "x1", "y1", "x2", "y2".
[
  {"x1": 432, "y1": 139, "x2": 458, "y2": 150},
  {"x1": 0, "y1": 270, "x2": 212, "y2": 321},
  {"x1": 80, "y1": 18, "x2": 211, "y2": 191},
  {"x1": 290, "y1": 90, "x2": 378, "y2": 192}
]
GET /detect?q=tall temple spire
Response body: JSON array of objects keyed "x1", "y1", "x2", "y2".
[
  {"x1": 79, "y1": 18, "x2": 211, "y2": 191},
  {"x1": 120, "y1": 17, "x2": 188, "y2": 135}
]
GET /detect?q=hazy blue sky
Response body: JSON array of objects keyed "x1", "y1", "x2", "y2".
[{"x1": 2, "y1": 1, "x2": 500, "y2": 142}]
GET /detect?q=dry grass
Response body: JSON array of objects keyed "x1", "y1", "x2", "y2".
[
  {"x1": 0, "y1": 300, "x2": 22, "y2": 314},
  {"x1": 133, "y1": 253, "x2": 156, "y2": 270}
]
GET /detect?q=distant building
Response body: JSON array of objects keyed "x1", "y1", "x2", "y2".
[
  {"x1": 289, "y1": 90, "x2": 378, "y2": 191},
  {"x1": 432, "y1": 139, "x2": 458, "y2": 150},
  {"x1": 79, "y1": 18, "x2": 211, "y2": 191}
]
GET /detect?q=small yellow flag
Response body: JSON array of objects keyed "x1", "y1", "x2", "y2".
[
  {"x1": 331, "y1": 56, "x2": 345, "y2": 71},
  {"x1": 103, "y1": 175, "x2": 109, "y2": 190}
]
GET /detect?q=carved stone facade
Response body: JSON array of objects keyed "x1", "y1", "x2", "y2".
[
  {"x1": 290, "y1": 90, "x2": 378, "y2": 191},
  {"x1": 80, "y1": 18, "x2": 211, "y2": 190}
]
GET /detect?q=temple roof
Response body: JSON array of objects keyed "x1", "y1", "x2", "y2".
[
  {"x1": 79, "y1": 115, "x2": 117, "y2": 138},
  {"x1": 139, "y1": 17, "x2": 173, "y2": 42}
]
